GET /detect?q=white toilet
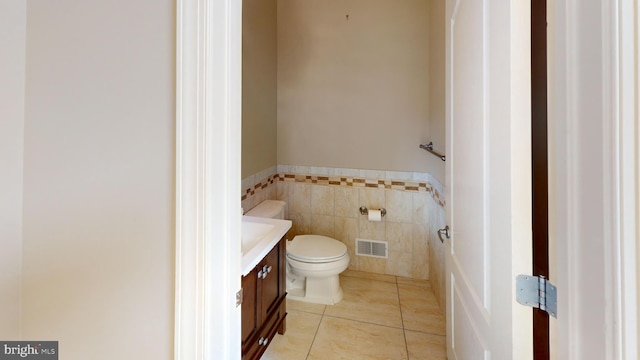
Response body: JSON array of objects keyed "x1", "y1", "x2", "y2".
[{"x1": 246, "y1": 200, "x2": 350, "y2": 305}]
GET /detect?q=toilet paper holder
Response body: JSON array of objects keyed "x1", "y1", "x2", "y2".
[{"x1": 359, "y1": 206, "x2": 387, "y2": 217}]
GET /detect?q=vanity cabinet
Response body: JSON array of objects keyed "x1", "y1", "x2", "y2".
[{"x1": 241, "y1": 236, "x2": 287, "y2": 360}]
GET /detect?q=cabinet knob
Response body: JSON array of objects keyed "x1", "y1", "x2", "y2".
[
  {"x1": 258, "y1": 337, "x2": 268, "y2": 346},
  {"x1": 259, "y1": 265, "x2": 272, "y2": 279}
]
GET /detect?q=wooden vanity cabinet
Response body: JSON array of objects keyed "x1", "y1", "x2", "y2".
[{"x1": 241, "y1": 236, "x2": 287, "y2": 360}]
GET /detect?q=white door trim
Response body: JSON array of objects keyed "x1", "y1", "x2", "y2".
[
  {"x1": 616, "y1": 1, "x2": 639, "y2": 358},
  {"x1": 175, "y1": 1, "x2": 242, "y2": 359},
  {"x1": 551, "y1": 0, "x2": 637, "y2": 359}
]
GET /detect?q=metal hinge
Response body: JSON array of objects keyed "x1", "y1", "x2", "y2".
[
  {"x1": 236, "y1": 288, "x2": 243, "y2": 307},
  {"x1": 516, "y1": 275, "x2": 557, "y2": 318}
]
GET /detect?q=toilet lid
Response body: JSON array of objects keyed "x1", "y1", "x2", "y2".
[{"x1": 287, "y1": 235, "x2": 347, "y2": 263}]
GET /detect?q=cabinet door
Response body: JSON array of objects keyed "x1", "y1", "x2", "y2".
[
  {"x1": 241, "y1": 267, "x2": 259, "y2": 347},
  {"x1": 260, "y1": 242, "x2": 281, "y2": 320}
]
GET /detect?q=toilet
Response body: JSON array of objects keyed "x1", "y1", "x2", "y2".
[{"x1": 246, "y1": 200, "x2": 350, "y2": 305}]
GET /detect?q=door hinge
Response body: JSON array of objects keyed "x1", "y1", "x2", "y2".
[
  {"x1": 516, "y1": 275, "x2": 557, "y2": 318},
  {"x1": 236, "y1": 288, "x2": 243, "y2": 307}
]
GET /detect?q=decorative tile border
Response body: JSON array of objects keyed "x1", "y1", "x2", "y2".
[
  {"x1": 241, "y1": 173, "x2": 278, "y2": 201},
  {"x1": 241, "y1": 165, "x2": 446, "y2": 208},
  {"x1": 277, "y1": 173, "x2": 445, "y2": 207}
]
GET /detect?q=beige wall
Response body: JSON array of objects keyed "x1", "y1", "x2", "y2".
[
  {"x1": 0, "y1": 0, "x2": 26, "y2": 340},
  {"x1": 242, "y1": 0, "x2": 278, "y2": 178},
  {"x1": 277, "y1": 0, "x2": 432, "y2": 173},
  {"x1": 22, "y1": 1, "x2": 175, "y2": 359},
  {"x1": 427, "y1": 0, "x2": 446, "y2": 184}
]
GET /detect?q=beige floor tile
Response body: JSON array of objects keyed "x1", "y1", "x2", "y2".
[
  {"x1": 307, "y1": 316, "x2": 408, "y2": 360},
  {"x1": 263, "y1": 271, "x2": 448, "y2": 359},
  {"x1": 287, "y1": 298, "x2": 326, "y2": 315},
  {"x1": 405, "y1": 330, "x2": 446, "y2": 360},
  {"x1": 324, "y1": 276, "x2": 403, "y2": 328},
  {"x1": 397, "y1": 277, "x2": 433, "y2": 289},
  {"x1": 341, "y1": 269, "x2": 397, "y2": 283},
  {"x1": 398, "y1": 284, "x2": 445, "y2": 335},
  {"x1": 260, "y1": 310, "x2": 322, "y2": 360}
]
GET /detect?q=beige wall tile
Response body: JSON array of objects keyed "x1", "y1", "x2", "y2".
[
  {"x1": 310, "y1": 214, "x2": 334, "y2": 237},
  {"x1": 334, "y1": 217, "x2": 358, "y2": 244},
  {"x1": 385, "y1": 190, "x2": 413, "y2": 223},
  {"x1": 241, "y1": 198, "x2": 251, "y2": 214},
  {"x1": 276, "y1": 181, "x2": 289, "y2": 219},
  {"x1": 266, "y1": 182, "x2": 277, "y2": 200},
  {"x1": 311, "y1": 185, "x2": 334, "y2": 215},
  {"x1": 341, "y1": 269, "x2": 397, "y2": 283},
  {"x1": 334, "y1": 186, "x2": 359, "y2": 218},
  {"x1": 387, "y1": 250, "x2": 412, "y2": 277},
  {"x1": 289, "y1": 212, "x2": 311, "y2": 236},
  {"x1": 412, "y1": 224, "x2": 430, "y2": 279},
  {"x1": 289, "y1": 182, "x2": 311, "y2": 214},
  {"x1": 359, "y1": 188, "x2": 386, "y2": 210},
  {"x1": 359, "y1": 218, "x2": 385, "y2": 241},
  {"x1": 358, "y1": 255, "x2": 387, "y2": 275},
  {"x1": 251, "y1": 168, "x2": 446, "y2": 283},
  {"x1": 412, "y1": 192, "x2": 430, "y2": 225},
  {"x1": 386, "y1": 221, "x2": 413, "y2": 253},
  {"x1": 254, "y1": 186, "x2": 267, "y2": 205},
  {"x1": 334, "y1": 217, "x2": 358, "y2": 269},
  {"x1": 426, "y1": 196, "x2": 446, "y2": 311},
  {"x1": 276, "y1": 180, "x2": 288, "y2": 201},
  {"x1": 429, "y1": 236, "x2": 446, "y2": 309}
]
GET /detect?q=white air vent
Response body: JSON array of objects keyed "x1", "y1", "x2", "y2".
[{"x1": 355, "y1": 238, "x2": 388, "y2": 259}]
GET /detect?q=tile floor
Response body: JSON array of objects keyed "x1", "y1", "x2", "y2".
[{"x1": 261, "y1": 270, "x2": 446, "y2": 360}]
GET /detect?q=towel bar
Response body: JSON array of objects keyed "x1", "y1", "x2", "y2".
[{"x1": 419, "y1": 142, "x2": 446, "y2": 161}]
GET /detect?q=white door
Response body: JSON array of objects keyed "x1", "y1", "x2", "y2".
[{"x1": 445, "y1": 1, "x2": 533, "y2": 359}]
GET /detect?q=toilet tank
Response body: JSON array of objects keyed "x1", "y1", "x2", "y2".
[{"x1": 246, "y1": 200, "x2": 286, "y2": 220}]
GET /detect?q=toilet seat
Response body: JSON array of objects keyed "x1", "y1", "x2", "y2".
[{"x1": 287, "y1": 235, "x2": 348, "y2": 263}]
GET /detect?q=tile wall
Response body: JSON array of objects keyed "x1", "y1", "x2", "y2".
[
  {"x1": 241, "y1": 165, "x2": 278, "y2": 213},
  {"x1": 241, "y1": 165, "x2": 446, "y2": 310}
]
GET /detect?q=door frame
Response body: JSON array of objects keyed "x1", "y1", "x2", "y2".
[
  {"x1": 170, "y1": 0, "x2": 639, "y2": 358},
  {"x1": 616, "y1": 1, "x2": 639, "y2": 358},
  {"x1": 531, "y1": 0, "x2": 549, "y2": 357},
  {"x1": 174, "y1": 0, "x2": 243, "y2": 359},
  {"x1": 550, "y1": 0, "x2": 638, "y2": 358}
]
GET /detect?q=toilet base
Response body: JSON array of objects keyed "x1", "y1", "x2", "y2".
[{"x1": 286, "y1": 274, "x2": 344, "y2": 305}]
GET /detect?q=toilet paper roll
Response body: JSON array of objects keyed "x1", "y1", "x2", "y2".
[{"x1": 368, "y1": 209, "x2": 382, "y2": 222}]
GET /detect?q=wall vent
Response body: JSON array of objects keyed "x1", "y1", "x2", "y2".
[{"x1": 355, "y1": 238, "x2": 388, "y2": 259}]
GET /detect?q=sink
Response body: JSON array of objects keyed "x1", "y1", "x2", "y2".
[
  {"x1": 242, "y1": 221, "x2": 275, "y2": 254},
  {"x1": 241, "y1": 215, "x2": 292, "y2": 276}
]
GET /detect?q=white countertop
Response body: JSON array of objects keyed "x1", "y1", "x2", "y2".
[{"x1": 241, "y1": 216, "x2": 292, "y2": 276}]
